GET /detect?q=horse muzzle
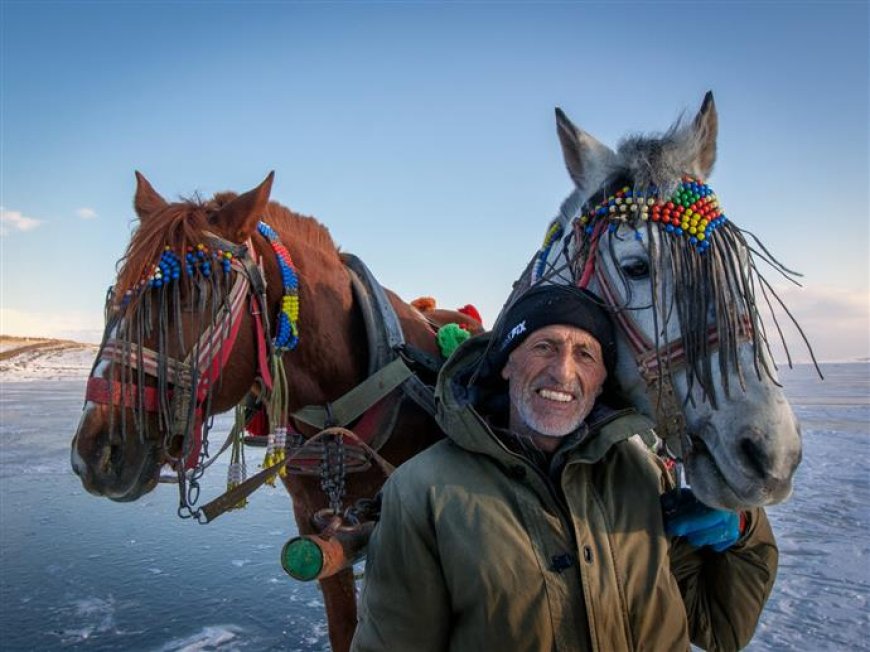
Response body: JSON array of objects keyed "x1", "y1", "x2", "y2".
[
  {"x1": 685, "y1": 418, "x2": 802, "y2": 510},
  {"x1": 71, "y1": 403, "x2": 162, "y2": 502}
]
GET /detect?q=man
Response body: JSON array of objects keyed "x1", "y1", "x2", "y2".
[{"x1": 352, "y1": 285, "x2": 777, "y2": 651}]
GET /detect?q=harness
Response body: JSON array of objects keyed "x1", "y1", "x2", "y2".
[
  {"x1": 86, "y1": 223, "x2": 438, "y2": 523},
  {"x1": 86, "y1": 235, "x2": 270, "y2": 472}
]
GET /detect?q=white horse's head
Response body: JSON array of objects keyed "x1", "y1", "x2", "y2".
[{"x1": 528, "y1": 92, "x2": 804, "y2": 510}]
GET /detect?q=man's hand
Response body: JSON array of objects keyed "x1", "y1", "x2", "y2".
[{"x1": 661, "y1": 488, "x2": 745, "y2": 552}]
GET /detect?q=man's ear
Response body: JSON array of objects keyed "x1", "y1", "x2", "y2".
[{"x1": 501, "y1": 357, "x2": 513, "y2": 381}]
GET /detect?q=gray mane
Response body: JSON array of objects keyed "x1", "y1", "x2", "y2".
[{"x1": 616, "y1": 114, "x2": 706, "y2": 195}]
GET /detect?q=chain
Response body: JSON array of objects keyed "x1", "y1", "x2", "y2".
[{"x1": 319, "y1": 432, "x2": 347, "y2": 514}]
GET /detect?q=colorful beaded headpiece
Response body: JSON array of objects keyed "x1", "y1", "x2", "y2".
[
  {"x1": 257, "y1": 221, "x2": 300, "y2": 351},
  {"x1": 535, "y1": 176, "x2": 727, "y2": 280},
  {"x1": 579, "y1": 175, "x2": 726, "y2": 252},
  {"x1": 123, "y1": 243, "x2": 235, "y2": 303}
]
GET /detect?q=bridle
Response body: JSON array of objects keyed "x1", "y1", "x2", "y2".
[
  {"x1": 538, "y1": 177, "x2": 755, "y2": 458},
  {"x1": 85, "y1": 228, "x2": 277, "y2": 476},
  {"x1": 588, "y1": 243, "x2": 752, "y2": 457}
]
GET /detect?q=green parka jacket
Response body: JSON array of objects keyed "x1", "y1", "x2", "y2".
[{"x1": 352, "y1": 336, "x2": 778, "y2": 652}]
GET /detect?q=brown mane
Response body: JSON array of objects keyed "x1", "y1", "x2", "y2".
[{"x1": 115, "y1": 192, "x2": 340, "y2": 301}]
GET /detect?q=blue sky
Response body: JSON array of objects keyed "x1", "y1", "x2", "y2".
[{"x1": 1, "y1": 1, "x2": 867, "y2": 362}]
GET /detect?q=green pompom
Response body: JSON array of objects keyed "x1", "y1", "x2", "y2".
[{"x1": 436, "y1": 323, "x2": 471, "y2": 358}]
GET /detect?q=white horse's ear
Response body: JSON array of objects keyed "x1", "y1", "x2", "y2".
[
  {"x1": 134, "y1": 171, "x2": 168, "y2": 220},
  {"x1": 691, "y1": 91, "x2": 718, "y2": 179},
  {"x1": 213, "y1": 171, "x2": 274, "y2": 243},
  {"x1": 555, "y1": 108, "x2": 617, "y2": 193}
]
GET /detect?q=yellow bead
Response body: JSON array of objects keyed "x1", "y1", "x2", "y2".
[
  {"x1": 689, "y1": 226, "x2": 697, "y2": 235},
  {"x1": 700, "y1": 220, "x2": 708, "y2": 229},
  {"x1": 697, "y1": 233, "x2": 706, "y2": 241}
]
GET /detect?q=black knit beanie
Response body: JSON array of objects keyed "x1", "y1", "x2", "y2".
[{"x1": 489, "y1": 284, "x2": 616, "y2": 375}]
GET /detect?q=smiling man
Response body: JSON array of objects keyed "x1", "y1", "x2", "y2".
[{"x1": 352, "y1": 284, "x2": 778, "y2": 652}]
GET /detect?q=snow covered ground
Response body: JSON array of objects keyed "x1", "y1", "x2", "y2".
[
  {"x1": 0, "y1": 336, "x2": 98, "y2": 381},
  {"x1": 0, "y1": 342, "x2": 867, "y2": 650}
]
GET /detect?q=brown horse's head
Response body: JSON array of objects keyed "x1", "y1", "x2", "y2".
[{"x1": 71, "y1": 173, "x2": 276, "y2": 501}]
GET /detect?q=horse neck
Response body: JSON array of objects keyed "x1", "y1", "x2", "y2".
[{"x1": 257, "y1": 207, "x2": 369, "y2": 412}]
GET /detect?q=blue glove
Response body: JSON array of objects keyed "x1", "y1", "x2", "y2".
[{"x1": 661, "y1": 488, "x2": 744, "y2": 552}]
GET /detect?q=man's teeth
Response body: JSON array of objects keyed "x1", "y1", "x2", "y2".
[{"x1": 538, "y1": 389, "x2": 573, "y2": 403}]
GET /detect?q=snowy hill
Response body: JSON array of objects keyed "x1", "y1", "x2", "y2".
[{"x1": 0, "y1": 336, "x2": 98, "y2": 381}]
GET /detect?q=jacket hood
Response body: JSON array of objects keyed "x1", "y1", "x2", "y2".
[{"x1": 434, "y1": 333, "x2": 657, "y2": 464}]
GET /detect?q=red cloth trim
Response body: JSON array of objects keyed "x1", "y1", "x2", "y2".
[{"x1": 86, "y1": 377, "x2": 167, "y2": 412}]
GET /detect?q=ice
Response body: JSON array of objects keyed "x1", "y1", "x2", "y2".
[
  {"x1": 156, "y1": 625, "x2": 243, "y2": 652},
  {"x1": 0, "y1": 343, "x2": 866, "y2": 650}
]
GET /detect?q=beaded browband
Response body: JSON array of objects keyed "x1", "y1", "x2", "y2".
[
  {"x1": 578, "y1": 175, "x2": 727, "y2": 252},
  {"x1": 534, "y1": 176, "x2": 727, "y2": 281},
  {"x1": 123, "y1": 220, "x2": 300, "y2": 352}
]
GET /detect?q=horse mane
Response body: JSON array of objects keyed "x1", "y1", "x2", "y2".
[{"x1": 614, "y1": 113, "x2": 707, "y2": 194}]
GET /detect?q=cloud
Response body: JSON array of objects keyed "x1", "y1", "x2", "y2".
[
  {"x1": 76, "y1": 207, "x2": 98, "y2": 220},
  {"x1": 758, "y1": 283, "x2": 870, "y2": 363},
  {"x1": 0, "y1": 207, "x2": 42, "y2": 236}
]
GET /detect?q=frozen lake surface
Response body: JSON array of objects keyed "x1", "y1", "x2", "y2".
[{"x1": 1, "y1": 362, "x2": 868, "y2": 650}]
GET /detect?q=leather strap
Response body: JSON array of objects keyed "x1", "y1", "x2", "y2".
[{"x1": 291, "y1": 357, "x2": 415, "y2": 429}]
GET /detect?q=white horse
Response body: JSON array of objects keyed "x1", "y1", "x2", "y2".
[{"x1": 519, "y1": 92, "x2": 812, "y2": 510}]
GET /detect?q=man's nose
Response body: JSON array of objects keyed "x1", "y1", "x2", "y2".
[{"x1": 549, "y1": 351, "x2": 575, "y2": 382}]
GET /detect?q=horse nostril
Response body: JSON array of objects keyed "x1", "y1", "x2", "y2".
[{"x1": 739, "y1": 432, "x2": 772, "y2": 479}]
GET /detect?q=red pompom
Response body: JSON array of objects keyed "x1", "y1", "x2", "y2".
[{"x1": 458, "y1": 304, "x2": 482, "y2": 325}]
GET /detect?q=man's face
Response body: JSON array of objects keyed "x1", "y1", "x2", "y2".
[{"x1": 501, "y1": 324, "x2": 607, "y2": 449}]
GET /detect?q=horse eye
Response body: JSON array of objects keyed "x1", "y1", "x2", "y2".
[{"x1": 621, "y1": 258, "x2": 650, "y2": 280}]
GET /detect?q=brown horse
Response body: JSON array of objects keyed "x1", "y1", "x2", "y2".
[{"x1": 70, "y1": 172, "x2": 481, "y2": 651}]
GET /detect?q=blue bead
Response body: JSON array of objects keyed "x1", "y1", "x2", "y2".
[{"x1": 666, "y1": 225, "x2": 674, "y2": 233}]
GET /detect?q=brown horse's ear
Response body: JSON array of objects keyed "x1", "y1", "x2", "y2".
[
  {"x1": 134, "y1": 171, "x2": 168, "y2": 220},
  {"x1": 555, "y1": 108, "x2": 617, "y2": 194},
  {"x1": 213, "y1": 171, "x2": 275, "y2": 243},
  {"x1": 691, "y1": 91, "x2": 718, "y2": 179}
]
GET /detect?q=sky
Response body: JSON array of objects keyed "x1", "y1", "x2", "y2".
[{"x1": 1, "y1": 0, "x2": 867, "y2": 364}]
